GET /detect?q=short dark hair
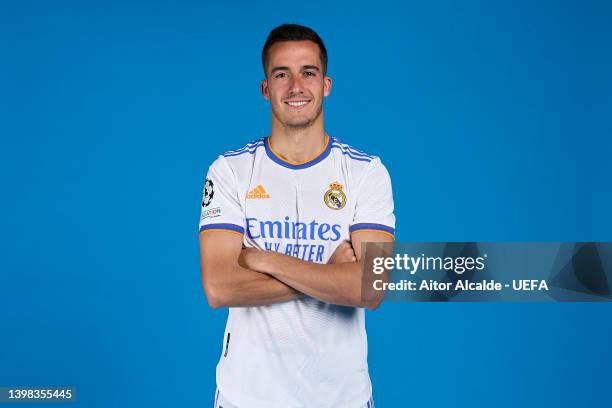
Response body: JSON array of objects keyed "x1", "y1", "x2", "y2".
[{"x1": 262, "y1": 24, "x2": 328, "y2": 76}]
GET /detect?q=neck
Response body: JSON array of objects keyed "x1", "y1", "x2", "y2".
[{"x1": 269, "y1": 115, "x2": 327, "y2": 164}]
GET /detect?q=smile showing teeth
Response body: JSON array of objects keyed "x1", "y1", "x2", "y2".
[{"x1": 286, "y1": 101, "x2": 309, "y2": 107}]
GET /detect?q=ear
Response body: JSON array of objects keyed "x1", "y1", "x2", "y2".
[
  {"x1": 323, "y1": 76, "x2": 332, "y2": 97},
  {"x1": 261, "y1": 79, "x2": 270, "y2": 100}
]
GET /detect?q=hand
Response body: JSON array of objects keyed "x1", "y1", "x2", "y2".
[
  {"x1": 238, "y1": 247, "x2": 263, "y2": 270},
  {"x1": 328, "y1": 240, "x2": 357, "y2": 264}
]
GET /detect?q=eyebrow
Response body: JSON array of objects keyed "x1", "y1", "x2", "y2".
[{"x1": 270, "y1": 65, "x2": 321, "y2": 75}]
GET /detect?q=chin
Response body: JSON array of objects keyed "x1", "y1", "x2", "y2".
[
  {"x1": 272, "y1": 106, "x2": 321, "y2": 129},
  {"x1": 286, "y1": 122, "x2": 313, "y2": 129},
  {"x1": 275, "y1": 113, "x2": 310, "y2": 127},
  {"x1": 284, "y1": 116, "x2": 316, "y2": 128}
]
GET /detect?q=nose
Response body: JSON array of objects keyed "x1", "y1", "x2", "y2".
[{"x1": 288, "y1": 75, "x2": 305, "y2": 95}]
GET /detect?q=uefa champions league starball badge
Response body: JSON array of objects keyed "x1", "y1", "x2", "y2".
[
  {"x1": 324, "y1": 182, "x2": 346, "y2": 210},
  {"x1": 202, "y1": 178, "x2": 214, "y2": 207}
]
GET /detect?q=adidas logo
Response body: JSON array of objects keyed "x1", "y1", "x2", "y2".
[{"x1": 247, "y1": 185, "x2": 270, "y2": 199}]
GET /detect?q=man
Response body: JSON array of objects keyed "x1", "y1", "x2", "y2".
[{"x1": 199, "y1": 24, "x2": 395, "y2": 408}]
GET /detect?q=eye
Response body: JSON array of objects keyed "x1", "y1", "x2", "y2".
[
  {"x1": 304, "y1": 71, "x2": 316, "y2": 77},
  {"x1": 274, "y1": 72, "x2": 287, "y2": 79}
]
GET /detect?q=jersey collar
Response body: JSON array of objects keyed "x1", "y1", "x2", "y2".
[{"x1": 264, "y1": 135, "x2": 332, "y2": 170}]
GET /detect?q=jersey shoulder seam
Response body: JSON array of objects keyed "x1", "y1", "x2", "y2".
[
  {"x1": 222, "y1": 137, "x2": 266, "y2": 158},
  {"x1": 330, "y1": 137, "x2": 378, "y2": 162}
]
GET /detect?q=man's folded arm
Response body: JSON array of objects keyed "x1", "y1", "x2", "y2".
[
  {"x1": 199, "y1": 230, "x2": 301, "y2": 308},
  {"x1": 240, "y1": 231, "x2": 394, "y2": 310}
]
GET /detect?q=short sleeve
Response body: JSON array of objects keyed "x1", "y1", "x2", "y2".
[
  {"x1": 350, "y1": 158, "x2": 395, "y2": 237},
  {"x1": 199, "y1": 156, "x2": 245, "y2": 235}
]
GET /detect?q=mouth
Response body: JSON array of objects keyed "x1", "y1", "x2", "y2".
[{"x1": 284, "y1": 99, "x2": 311, "y2": 109}]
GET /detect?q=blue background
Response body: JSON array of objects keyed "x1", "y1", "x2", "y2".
[{"x1": 2, "y1": 0, "x2": 611, "y2": 406}]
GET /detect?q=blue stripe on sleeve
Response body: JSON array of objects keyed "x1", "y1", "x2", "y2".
[
  {"x1": 200, "y1": 223, "x2": 245, "y2": 234},
  {"x1": 350, "y1": 223, "x2": 395, "y2": 235}
]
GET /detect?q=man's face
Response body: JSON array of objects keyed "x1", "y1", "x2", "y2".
[{"x1": 262, "y1": 40, "x2": 332, "y2": 129}]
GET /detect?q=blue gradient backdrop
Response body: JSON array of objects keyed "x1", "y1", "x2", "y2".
[{"x1": 1, "y1": 0, "x2": 611, "y2": 406}]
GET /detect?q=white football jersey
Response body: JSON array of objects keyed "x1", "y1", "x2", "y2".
[{"x1": 199, "y1": 135, "x2": 395, "y2": 408}]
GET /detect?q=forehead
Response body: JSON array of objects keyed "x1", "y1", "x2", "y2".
[{"x1": 267, "y1": 40, "x2": 322, "y2": 70}]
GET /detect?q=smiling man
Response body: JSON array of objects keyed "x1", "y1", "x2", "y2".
[{"x1": 199, "y1": 24, "x2": 395, "y2": 408}]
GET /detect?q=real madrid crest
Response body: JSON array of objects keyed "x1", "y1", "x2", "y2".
[{"x1": 324, "y1": 182, "x2": 346, "y2": 210}]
